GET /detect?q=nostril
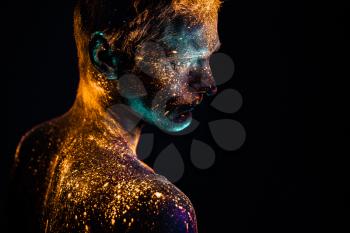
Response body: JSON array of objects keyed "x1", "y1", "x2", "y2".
[
  {"x1": 188, "y1": 69, "x2": 217, "y2": 96},
  {"x1": 207, "y1": 85, "x2": 217, "y2": 96}
]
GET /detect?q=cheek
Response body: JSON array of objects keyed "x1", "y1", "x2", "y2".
[
  {"x1": 135, "y1": 53, "x2": 192, "y2": 97},
  {"x1": 149, "y1": 61, "x2": 190, "y2": 93}
]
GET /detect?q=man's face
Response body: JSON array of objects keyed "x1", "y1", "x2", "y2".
[{"x1": 122, "y1": 16, "x2": 220, "y2": 132}]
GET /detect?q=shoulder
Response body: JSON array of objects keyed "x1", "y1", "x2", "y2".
[
  {"x1": 93, "y1": 175, "x2": 198, "y2": 233},
  {"x1": 12, "y1": 119, "x2": 64, "y2": 194},
  {"x1": 15, "y1": 120, "x2": 61, "y2": 164},
  {"x1": 139, "y1": 176, "x2": 198, "y2": 233},
  {"x1": 42, "y1": 154, "x2": 198, "y2": 233},
  {"x1": 10, "y1": 120, "x2": 65, "y2": 232}
]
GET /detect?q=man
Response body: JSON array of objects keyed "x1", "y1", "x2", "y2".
[{"x1": 11, "y1": 0, "x2": 221, "y2": 232}]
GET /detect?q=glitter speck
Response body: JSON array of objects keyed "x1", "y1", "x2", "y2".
[{"x1": 154, "y1": 192, "x2": 163, "y2": 198}]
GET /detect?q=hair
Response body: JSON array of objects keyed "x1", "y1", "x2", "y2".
[
  {"x1": 73, "y1": 0, "x2": 221, "y2": 111},
  {"x1": 74, "y1": 0, "x2": 221, "y2": 60}
]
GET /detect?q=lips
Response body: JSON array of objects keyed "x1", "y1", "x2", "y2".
[
  {"x1": 164, "y1": 103, "x2": 194, "y2": 123},
  {"x1": 165, "y1": 95, "x2": 203, "y2": 123},
  {"x1": 174, "y1": 104, "x2": 195, "y2": 114},
  {"x1": 193, "y1": 94, "x2": 204, "y2": 105},
  {"x1": 174, "y1": 112, "x2": 192, "y2": 123}
]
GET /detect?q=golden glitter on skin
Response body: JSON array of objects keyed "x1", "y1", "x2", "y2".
[{"x1": 11, "y1": 0, "x2": 221, "y2": 232}]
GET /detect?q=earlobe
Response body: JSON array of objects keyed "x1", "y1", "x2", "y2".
[{"x1": 89, "y1": 31, "x2": 119, "y2": 80}]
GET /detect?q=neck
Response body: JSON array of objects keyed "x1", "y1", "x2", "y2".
[
  {"x1": 106, "y1": 104, "x2": 143, "y2": 154},
  {"x1": 68, "y1": 76, "x2": 143, "y2": 156}
]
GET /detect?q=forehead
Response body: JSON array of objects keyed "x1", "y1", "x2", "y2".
[{"x1": 160, "y1": 16, "x2": 220, "y2": 52}]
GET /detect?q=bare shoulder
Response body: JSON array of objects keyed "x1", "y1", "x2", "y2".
[
  {"x1": 49, "y1": 165, "x2": 198, "y2": 233},
  {"x1": 96, "y1": 174, "x2": 198, "y2": 233},
  {"x1": 10, "y1": 120, "x2": 64, "y2": 233},
  {"x1": 14, "y1": 120, "x2": 63, "y2": 167}
]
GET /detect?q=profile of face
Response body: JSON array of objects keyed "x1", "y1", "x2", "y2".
[
  {"x1": 91, "y1": 13, "x2": 220, "y2": 133},
  {"x1": 128, "y1": 16, "x2": 220, "y2": 132}
]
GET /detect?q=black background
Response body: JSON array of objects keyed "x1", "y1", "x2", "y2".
[{"x1": 3, "y1": 0, "x2": 349, "y2": 232}]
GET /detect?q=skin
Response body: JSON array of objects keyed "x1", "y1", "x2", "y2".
[
  {"x1": 10, "y1": 2, "x2": 220, "y2": 233},
  {"x1": 128, "y1": 18, "x2": 219, "y2": 132}
]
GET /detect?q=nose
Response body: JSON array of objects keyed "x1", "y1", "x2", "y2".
[{"x1": 188, "y1": 63, "x2": 217, "y2": 96}]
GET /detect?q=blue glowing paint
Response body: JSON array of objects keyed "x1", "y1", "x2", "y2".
[{"x1": 129, "y1": 99, "x2": 192, "y2": 133}]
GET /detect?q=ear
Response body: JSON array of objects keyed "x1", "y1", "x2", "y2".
[{"x1": 89, "y1": 32, "x2": 119, "y2": 80}]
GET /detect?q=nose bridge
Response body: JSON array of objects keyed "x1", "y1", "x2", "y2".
[{"x1": 203, "y1": 61, "x2": 216, "y2": 85}]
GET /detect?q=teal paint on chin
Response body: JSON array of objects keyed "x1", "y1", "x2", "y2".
[
  {"x1": 129, "y1": 99, "x2": 192, "y2": 133},
  {"x1": 168, "y1": 117, "x2": 192, "y2": 133}
]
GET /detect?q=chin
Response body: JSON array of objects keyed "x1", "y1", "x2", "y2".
[{"x1": 156, "y1": 114, "x2": 193, "y2": 133}]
